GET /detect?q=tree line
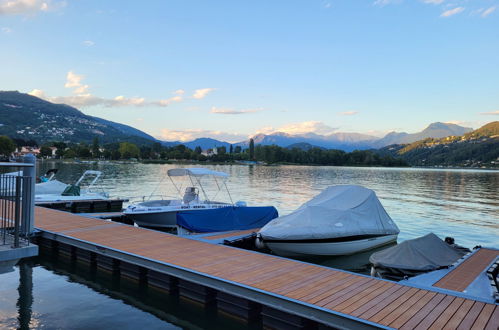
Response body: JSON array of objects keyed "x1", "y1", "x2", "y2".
[{"x1": 1, "y1": 136, "x2": 407, "y2": 167}]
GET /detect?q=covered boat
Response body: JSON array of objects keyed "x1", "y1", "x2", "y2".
[
  {"x1": 258, "y1": 185, "x2": 399, "y2": 257},
  {"x1": 369, "y1": 233, "x2": 469, "y2": 281}
]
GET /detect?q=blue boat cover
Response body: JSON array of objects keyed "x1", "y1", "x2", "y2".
[{"x1": 176, "y1": 206, "x2": 278, "y2": 233}]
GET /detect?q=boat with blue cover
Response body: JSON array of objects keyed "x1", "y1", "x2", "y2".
[{"x1": 124, "y1": 167, "x2": 278, "y2": 234}]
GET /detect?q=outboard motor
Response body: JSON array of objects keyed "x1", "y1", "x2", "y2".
[{"x1": 183, "y1": 187, "x2": 199, "y2": 204}]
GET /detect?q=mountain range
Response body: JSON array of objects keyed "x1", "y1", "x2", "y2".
[
  {"x1": 0, "y1": 91, "x2": 477, "y2": 152},
  {"x1": 377, "y1": 121, "x2": 499, "y2": 167}
]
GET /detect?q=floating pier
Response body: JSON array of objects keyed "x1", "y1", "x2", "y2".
[
  {"x1": 35, "y1": 198, "x2": 126, "y2": 213},
  {"x1": 26, "y1": 206, "x2": 499, "y2": 329}
]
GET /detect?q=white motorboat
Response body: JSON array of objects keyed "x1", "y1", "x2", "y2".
[
  {"x1": 35, "y1": 170, "x2": 109, "y2": 202},
  {"x1": 1, "y1": 169, "x2": 109, "y2": 202},
  {"x1": 257, "y1": 185, "x2": 400, "y2": 257},
  {"x1": 124, "y1": 167, "x2": 277, "y2": 232}
]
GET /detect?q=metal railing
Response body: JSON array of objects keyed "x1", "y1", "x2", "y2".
[{"x1": 0, "y1": 159, "x2": 35, "y2": 248}]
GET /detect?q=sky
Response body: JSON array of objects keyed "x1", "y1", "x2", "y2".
[{"x1": 1, "y1": 0, "x2": 498, "y2": 142}]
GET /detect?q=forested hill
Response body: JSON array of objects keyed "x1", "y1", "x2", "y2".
[
  {"x1": 378, "y1": 122, "x2": 499, "y2": 168},
  {"x1": 0, "y1": 91, "x2": 157, "y2": 145}
]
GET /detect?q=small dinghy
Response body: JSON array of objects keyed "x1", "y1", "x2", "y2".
[
  {"x1": 369, "y1": 233, "x2": 469, "y2": 281},
  {"x1": 258, "y1": 185, "x2": 400, "y2": 257}
]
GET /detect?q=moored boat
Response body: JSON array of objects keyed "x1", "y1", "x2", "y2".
[
  {"x1": 257, "y1": 185, "x2": 400, "y2": 257},
  {"x1": 124, "y1": 167, "x2": 278, "y2": 233}
]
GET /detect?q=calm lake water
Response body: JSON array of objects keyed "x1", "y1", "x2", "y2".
[{"x1": 1, "y1": 162, "x2": 497, "y2": 329}]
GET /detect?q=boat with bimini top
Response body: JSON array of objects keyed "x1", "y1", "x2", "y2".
[{"x1": 124, "y1": 167, "x2": 278, "y2": 233}]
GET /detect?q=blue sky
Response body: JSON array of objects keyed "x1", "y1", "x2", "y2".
[{"x1": 1, "y1": 0, "x2": 498, "y2": 142}]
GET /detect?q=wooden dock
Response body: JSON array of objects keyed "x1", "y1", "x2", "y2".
[
  {"x1": 434, "y1": 248, "x2": 499, "y2": 292},
  {"x1": 32, "y1": 206, "x2": 499, "y2": 329}
]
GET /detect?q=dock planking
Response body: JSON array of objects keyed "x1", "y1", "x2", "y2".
[
  {"x1": 32, "y1": 206, "x2": 499, "y2": 329},
  {"x1": 433, "y1": 248, "x2": 499, "y2": 292}
]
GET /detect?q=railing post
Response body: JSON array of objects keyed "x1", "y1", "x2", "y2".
[
  {"x1": 13, "y1": 176, "x2": 21, "y2": 248},
  {"x1": 22, "y1": 154, "x2": 36, "y2": 236}
]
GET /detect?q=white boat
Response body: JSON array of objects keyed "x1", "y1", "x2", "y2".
[
  {"x1": 35, "y1": 170, "x2": 109, "y2": 202},
  {"x1": 124, "y1": 167, "x2": 277, "y2": 231},
  {"x1": 257, "y1": 185, "x2": 400, "y2": 257}
]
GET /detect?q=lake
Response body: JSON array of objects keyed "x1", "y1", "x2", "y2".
[{"x1": 1, "y1": 162, "x2": 497, "y2": 329}]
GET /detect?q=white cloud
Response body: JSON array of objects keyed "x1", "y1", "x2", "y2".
[
  {"x1": 82, "y1": 40, "x2": 94, "y2": 47},
  {"x1": 0, "y1": 0, "x2": 65, "y2": 16},
  {"x1": 64, "y1": 71, "x2": 89, "y2": 94},
  {"x1": 444, "y1": 120, "x2": 470, "y2": 126},
  {"x1": 482, "y1": 6, "x2": 496, "y2": 17},
  {"x1": 441, "y1": 7, "x2": 464, "y2": 17},
  {"x1": 210, "y1": 106, "x2": 263, "y2": 115},
  {"x1": 480, "y1": 110, "x2": 499, "y2": 115},
  {"x1": 339, "y1": 111, "x2": 359, "y2": 116},
  {"x1": 421, "y1": 0, "x2": 444, "y2": 4},
  {"x1": 158, "y1": 129, "x2": 246, "y2": 143},
  {"x1": 154, "y1": 95, "x2": 183, "y2": 106},
  {"x1": 192, "y1": 88, "x2": 215, "y2": 99},
  {"x1": 28, "y1": 88, "x2": 46, "y2": 98},
  {"x1": 29, "y1": 90, "x2": 188, "y2": 108},
  {"x1": 1, "y1": 27, "x2": 12, "y2": 33},
  {"x1": 29, "y1": 72, "x2": 215, "y2": 109}
]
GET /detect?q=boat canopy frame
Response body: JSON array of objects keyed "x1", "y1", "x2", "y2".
[{"x1": 148, "y1": 167, "x2": 234, "y2": 205}]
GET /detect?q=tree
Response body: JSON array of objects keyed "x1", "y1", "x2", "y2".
[
  {"x1": 40, "y1": 146, "x2": 52, "y2": 158},
  {"x1": 234, "y1": 146, "x2": 242, "y2": 153},
  {"x1": 194, "y1": 146, "x2": 202, "y2": 154},
  {"x1": 92, "y1": 137, "x2": 100, "y2": 158},
  {"x1": 119, "y1": 142, "x2": 140, "y2": 159},
  {"x1": 249, "y1": 138, "x2": 255, "y2": 160},
  {"x1": 0, "y1": 136, "x2": 16, "y2": 157},
  {"x1": 217, "y1": 146, "x2": 226, "y2": 155},
  {"x1": 229, "y1": 144, "x2": 233, "y2": 154},
  {"x1": 64, "y1": 149, "x2": 77, "y2": 159}
]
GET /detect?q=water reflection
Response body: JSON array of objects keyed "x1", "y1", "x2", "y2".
[
  {"x1": 17, "y1": 262, "x2": 33, "y2": 330},
  {"x1": 2, "y1": 257, "x2": 251, "y2": 330}
]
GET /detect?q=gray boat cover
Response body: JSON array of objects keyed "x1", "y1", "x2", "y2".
[
  {"x1": 259, "y1": 185, "x2": 399, "y2": 240},
  {"x1": 369, "y1": 233, "x2": 464, "y2": 271}
]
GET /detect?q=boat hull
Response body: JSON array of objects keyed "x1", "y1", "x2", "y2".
[
  {"x1": 127, "y1": 211, "x2": 178, "y2": 228},
  {"x1": 264, "y1": 234, "x2": 398, "y2": 257}
]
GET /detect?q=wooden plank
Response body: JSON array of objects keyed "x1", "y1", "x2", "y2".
[
  {"x1": 306, "y1": 275, "x2": 366, "y2": 305},
  {"x1": 381, "y1": 291, "x2": 436, "y2": 327},
  {"x1": 441, "y1": 299, "x2": 475, "y2": 330},
  {"x1": 334, "y1": 280, "x2": 392, "y2": 313},
  {"x1": 286, "y1": 271, "x2": 349, "y2": 300},
  {"x1": 320, "y1": 278, "x2": 377, "y2": 309},
  {"x1": 414, "y1": 295, "x2": 455, "y2": 330},
  {"x1": 299, "y1": 272, "x2": 359, "y2": 303},
  {"x1": 484, "y1": 306, "x2": 499, "y2": 330},
  {"x1": 433, "y1": 249, "x2": 499, "y2": 292},
  {"x1": 368, "y1": 288, "x2": 421, "y2": 323},
  {"x1": 352, "y1": 285, "x2": 409, "y2": 318},
  {"x1": 399, "y1": 293, "x2": 446, "y2": 330},
  {"x1": 273, "y1": 268, "x2": 334, "y2": 295},
  {"x1": 457, "y1": 302, "x2": 485, "y2": 330},
  {"x1": 471, "y1": 304, "x2": 495, "y2": 330},
  {"x1": 338, "y1": 281, "x2": 396, "y2": 315}
]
